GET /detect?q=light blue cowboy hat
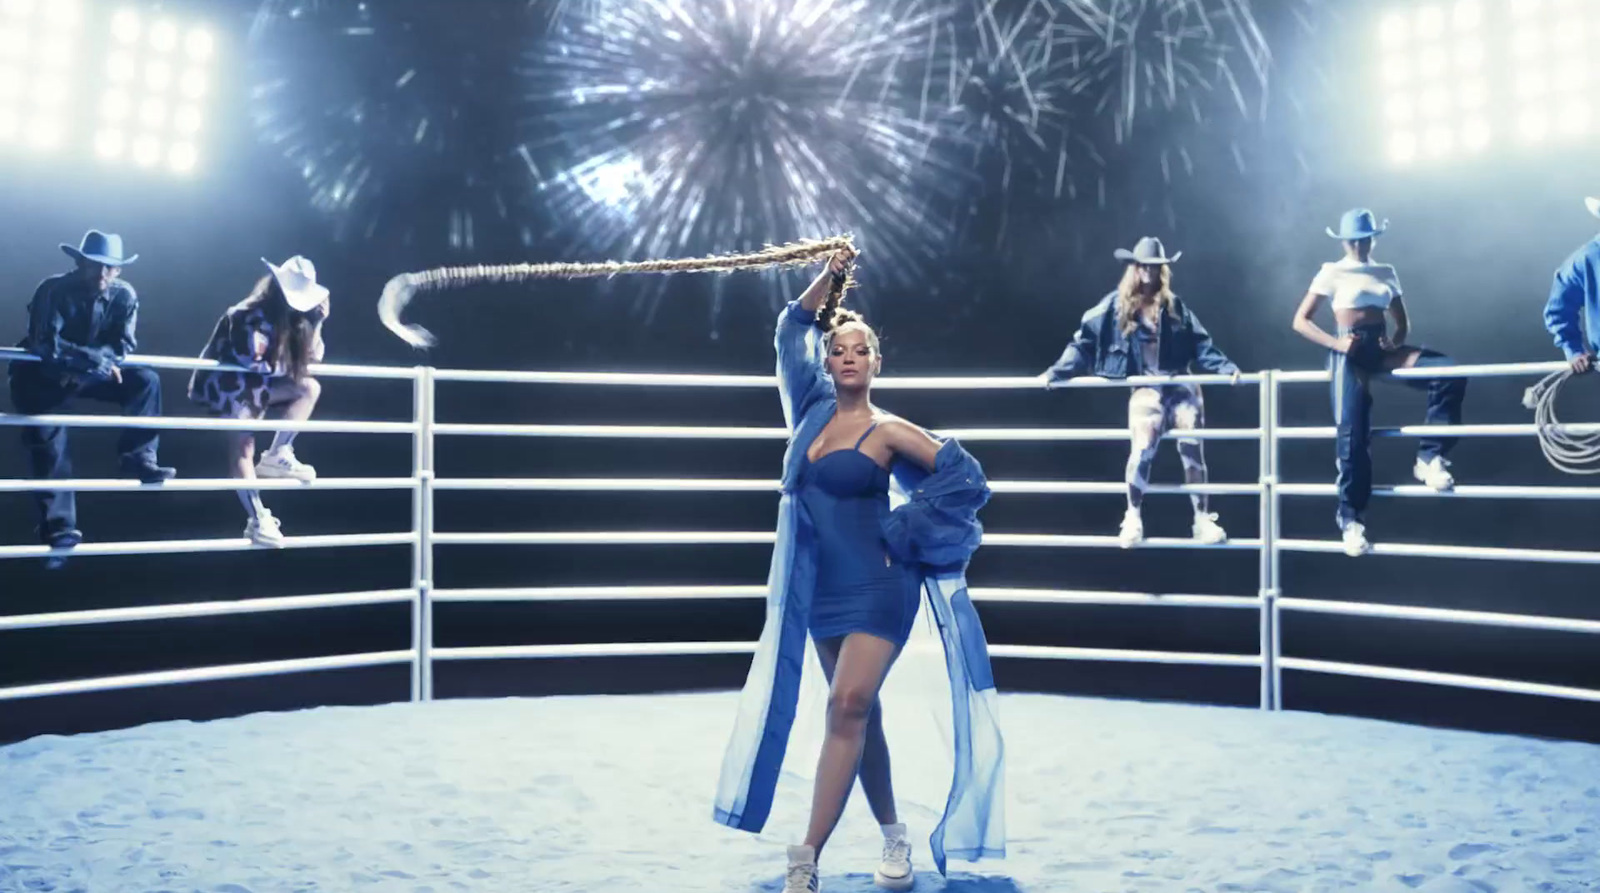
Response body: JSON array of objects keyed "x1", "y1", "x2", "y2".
[
  {"x1": 1326, "y1": 208, "x2": 1388, "y2": 240},
  {"x1": 1586, "y1": 196, "x2": 1599, "y2": 219},
  {"x1": 1113, "y1": 235, "x2": 1182, "y2": 265},
  {"x1": 60, "y1": 230, "x2": 139, "y2": 266}
]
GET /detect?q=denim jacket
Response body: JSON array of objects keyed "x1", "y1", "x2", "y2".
[
  {"x1": 1042, "y1": 290, "x2": 1237, "y2": 386},
  {"x1": 15, "y1": 273, "x2": 138, "y2": 380},
  {"x1": 1545, "y1": 235, "x2": 1600, "y2": 360}
]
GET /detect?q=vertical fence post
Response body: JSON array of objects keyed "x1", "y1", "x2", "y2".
[
  {"x1": 1257, "y1": 370, "x2": 1279, "y2": 711},
  {"x1": 418, "y1": 366, "x2": 436, "y2": 701},
  {"x1": 1268, "y1": 369, "x2": 1283, "y2": 710},
  {"x1": 410, "y1": 368, "x2": 426, "y2": 701}
]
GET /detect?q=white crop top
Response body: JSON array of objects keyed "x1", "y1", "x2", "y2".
[{"x1": 1308, "y1": 258, "x2": 1402, "y2": 311}]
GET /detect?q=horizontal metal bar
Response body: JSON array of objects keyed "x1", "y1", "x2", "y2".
[
  {"x1": 431, "y1": 531, "x2": 1260, "y2": 549},
  {"x1": 987, "y1": 644, "x2": 1262, "y2": 666},
  {"x1": 427, "y1": 585, "x2": 1259, "y2": 608},
  {"x1": 0, "y1": 477, "x2": 418, "y2": 493},
  {"x1": 1277, "y1": 483, "x2": 1600, "y2": 500},
  {"x1": 1279, "y1": 423, "x2": 1600, "y2": 440},
  {"x1": 428, "y1": 477, "x2": 1259, "y2": 496},
  {"x1": 427, "y1": 369, "x2": 1258, "y2": 389},
  {"x1": 1278, "y1": 538, "x2": 1600, "y2": 565},
  {"x1": 1278, "y1": 657, "x2": 1600, "y2": 703},
  {"x1": 432, "y1": 531, "x2": 777, "y2": 546},
  {"x1": 982, "y1": 533, "x2": 1263, "y2": 550},
  {"x1": 0, "y1": 589, "x2": 417, "y2": 632},
  {"x1": 1277, "y1": 360, "x2": 1569, "y2": 384},
  {"x1": 432, "y1": 585, "x2": 768, "y2": 602},
  {"x1": 1278, "y1": 598, "x2": 1600, "y2": 635},
  {"x1": 0, "y1": 531, "x2": 417, "y2": 561},
  {"x1": 0, "y1": 347, "x2": 422, "y2": 380},
  {"x1": 432, "y1": 423, "x2": 1260, "y2": 442},
  {"x1": 0, "y1": 650, "x2": 417, "y2": 702},
  {"x1": 0, "y1": 412, "x2": 417, "y2": 434},
  {"x1": 970, "y1": 588, "x2": 1262, "y2": 609},
  {"x1": 434, "y1": 423, "x2": 788, "y2": 439},
  {"x1": 434, "y1": 477, "x2": 779, "y2": 492},
  {"x1": 432, "y1": 642, "x2": 758, "y2": 660}
]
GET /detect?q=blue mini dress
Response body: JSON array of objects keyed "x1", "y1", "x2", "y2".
[{"x1": 796, "y1": 424, "x2": 922, "y2": 645}]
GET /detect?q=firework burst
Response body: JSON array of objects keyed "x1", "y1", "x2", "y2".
[
  {"x1": 248, "y1": 0, "x2": 539, "y2": 253},
  {"x1": 520, "y1": 0, "x2": 974, "y2": 319}
]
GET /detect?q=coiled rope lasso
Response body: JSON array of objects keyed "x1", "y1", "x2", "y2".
[
  {"x1": 378, "y1": 237, "x2": 857, "y2": 348},
  {"x1": 1522, "y1": 368, "x2": 1600, "y2": 475}
]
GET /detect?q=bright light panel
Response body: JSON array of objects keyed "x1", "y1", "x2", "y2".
[
  {"x1": 88, "y1": 8, "x2": 216, "y2": 175},
  {"x1": 1380, "y1": 0, "x2": 1599, "y2": 165}
]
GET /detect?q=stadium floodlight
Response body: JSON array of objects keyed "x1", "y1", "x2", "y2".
[
  {"x1": 94, "y1": 128, "x2": 125, "y2": 160},
  {"x1": 110, "y1": 8, "x2": 139, "y2": 44},
  {"x1": 148, "y1": 19, "x2": 177, "y2": 53},
  {"x1": 131, "y1": 133, "x2": 159, "y2": 166},
  {"x1": 85, "y1": 9, "x2": 215, "y2": 173},
  {"x1": 184, "y1": 28, "x2": 213, "y2": 61},
  {"x1": 168, "y1": 141, "x2": 196, "y2": 174}
]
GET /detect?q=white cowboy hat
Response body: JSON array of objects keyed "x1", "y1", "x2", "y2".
[
  {"x1": 262, "y1": 255, "x2": 329, "y2": 313},
  {"x1": 1326, "y1": 208, "x2": 1389, "y2": 240},
  {"x1": 1586, "y1": 197, "x2": 1599, "y2": 219},
  {"x1": 1113, "y1": 236, "x2": 1182, "y2": 265}
]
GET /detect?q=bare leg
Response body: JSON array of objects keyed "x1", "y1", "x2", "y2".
[
  {"x1": 804, "y1": 633, "x2": 900, "y2": 858},
  {"x1": 267, "y1": 377, "x2": 320, "y2": 453},
  {"x1": 816, "y1": 638, "x2": 899, "y2": 827},
  {"x1": 228, "y1": 429, "x2": 264, "y2": 520}
]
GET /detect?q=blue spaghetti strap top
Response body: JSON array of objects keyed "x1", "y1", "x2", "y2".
[{"x1": 797, "y1": 423, "x2": 922, "y2": 645}]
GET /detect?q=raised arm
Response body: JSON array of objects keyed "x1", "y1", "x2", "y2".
[
  {"x1": 1291, "y1": 290, "x2": 1346, "y2": 352},
  {"x1": 774, "y1": 250, "x2": 852, "y2": 428}
]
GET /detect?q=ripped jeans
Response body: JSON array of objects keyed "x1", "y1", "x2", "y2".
[{"x1": 1126, "y1": 384, "x2": 1209, "y2": 514}]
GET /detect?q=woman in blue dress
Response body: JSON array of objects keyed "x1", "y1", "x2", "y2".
[{"x1": 714, "y1": 248, "x2": 1006, "y2": 892}]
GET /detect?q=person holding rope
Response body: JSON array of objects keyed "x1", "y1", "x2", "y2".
[
  {"x1": 9, "y1": 230, "x2": 176, "y2": 568},
  {"x1": 1291, "y1": 209, "x2": 1468, "y2": 557},
  {"x1": 1544, "y1": 197, "x2": 1600, "y2": 376},
  {"x1": 374, "y1": 238, "x2": 1005, "y2": 889},
  {"x1": 188, "y1": 257, "x2": 329, "y2": 547},
  {"x1": 714, "y1": 247, "x2": 1003, "y2": 892},
  {"x1": 1041, "y1": 236, "x2": 1240, "y2": 548}
]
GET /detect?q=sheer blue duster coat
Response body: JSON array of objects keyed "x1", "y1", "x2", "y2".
[{"x1": 712, "y1": 300, "x2": 1006, "y2": 876}]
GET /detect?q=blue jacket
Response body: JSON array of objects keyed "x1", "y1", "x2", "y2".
[
  {"x1": 1545, "y1": 236, "x2": 1600, "y2": 360},
  {"x1": 713, "y1": 301, "x2": 1005, "y2": 876},
  {"x1": 1043, "y1": 290, "x2": 1237, "y2": 385}
]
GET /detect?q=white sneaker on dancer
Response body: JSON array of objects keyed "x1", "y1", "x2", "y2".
[
  {"x1": 256, "y1": 445, "x2": 317, "y2": 481},
  {"x1": 1118, "y1": 508, "x2": 1144, "y2": 549},
  {"x1": 1341, "y1": 522, "x2": 1371, "y2": 558},
  {"x1": 1413, "y1": 456, "x2": 1455, "y2": 492},
  {"x1": 1192, "y1": 511, "x2": 1229, "y2": 545},
  {"x1": 246, "y1": 509, "x2": 286, "y2": 548},
  {"x1": 785, "y1": 844, "x2": 820, "y2": 893},
  {"x1": 874, "y1": 824, "x2": 914, "y2": 891}
]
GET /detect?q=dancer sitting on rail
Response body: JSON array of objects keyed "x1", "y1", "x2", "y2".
[
  {"x1": 8, "y1": 230, "x2": 176, "y2": 568},
  {"x1": 1041, "y1": 236, "x2": 1240, "y2": 548},
  {"x1": 1291, "y1": 209, "x2": 1468, "y2": 557},
  {"x1": 1544, "y1": 196, "x2": 1600, "y2": 376},
  {"x1": 715, "y1": 247, "x2": 1003, "y2": 892},
  {"x1": 189, "y1": 256, "x2": 328, "y2": 547}
]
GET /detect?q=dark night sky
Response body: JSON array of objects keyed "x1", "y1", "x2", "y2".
[{"x1": 2, "y1": 0, "x2": 1598, "y2": 744}]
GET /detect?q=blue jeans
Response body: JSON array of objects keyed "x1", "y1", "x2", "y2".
[{"x1": 1328, "y1": 324, "x2": 1466, "y2": 530}]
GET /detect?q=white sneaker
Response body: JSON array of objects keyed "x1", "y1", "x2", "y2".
[
  {"x1": 246, "y1": 509, "x2": 286, "y2": 548},
  {"x1": 1118, "y1": 508, "x2": 1144, "y2": 549},
  {"x1": 1192, "y1": 511, "x2": 1229, "y2": 545},
  {"x1": 1341, "y1": 522, "x2": 1371, "y2": 558},
  {"x1": 1413, "y1": 455, "x2": 1455, "y2": 492},
  {"x1": 785, "y1": 844, "x2": 820, "y2": 893},
  {"x1": 874, "y1": 824, "x2": 914, "y2": 891},
  {"x1": 256, "y1": 445, "x2": 317, "y2": 481}
]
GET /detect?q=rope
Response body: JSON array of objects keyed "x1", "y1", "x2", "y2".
[
  {"x1": 1522, "y1": 369, "x2": 1600, "y2": 475},
  {"x1": 378, "y1": 237, "x2": 856, "y2": 348}
]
